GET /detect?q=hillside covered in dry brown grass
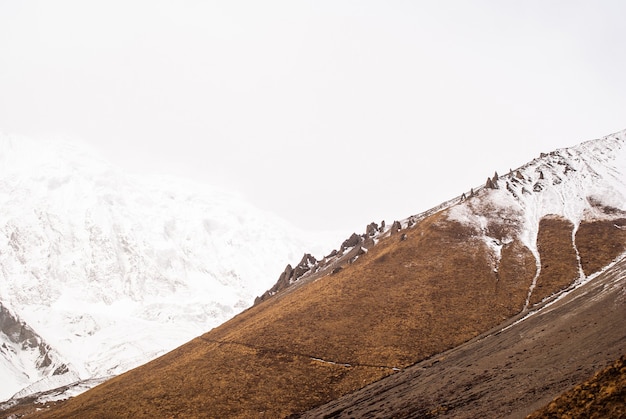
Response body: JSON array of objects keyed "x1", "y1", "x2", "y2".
[
  {"x1": 9, "y1": 131, "x2": 625, "y2": 418},
  {"x1": 299, "y1": 254, "x2": 626, "y2": 418},
  {"x1": 23, "y1": 200, "x2": 625, "y2": 418},
  {"x1": 527, "y1": 355, "x2": 626, "y2": 419}
]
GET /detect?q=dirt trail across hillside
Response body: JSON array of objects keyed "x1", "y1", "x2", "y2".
[{"x1": 297, "y1": 256, "x2": 626, "y2": 419}]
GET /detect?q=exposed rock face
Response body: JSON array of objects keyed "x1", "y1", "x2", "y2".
[
  {"x1": 0, "y1": 303, "x2": 73, "y2": 400},
  {"x1": 366, "y1": 223, "x2": 378, "y2": 237},
  {"x1": 0, "y1": 304, "x2": 67, "y2": 374},
  {"x1": 255, "y1": 254, "x2": 318, "y2": 304},
  {"x1": 256, "y1": 224, "x2": 389, "y2": 305},
  {"x1": 341, "y1": 233, "x2": 361, "y2": 250},
  {"x1": 390, "y1": 221, "x2": 402, "y2": 235},
  {"x1": 293, "y1": 254, "x2": 317, "y2": 279},
  {"x1": 325, "y1": 249, "x2": 338, "y2": 258}
]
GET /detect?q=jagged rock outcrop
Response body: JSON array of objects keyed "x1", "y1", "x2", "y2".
[
  {"x1": 506, "y1": 181, "x2": 518, "y2": 198},
  {"x1": 390, "y1": 221, "x2": 402, "y2": 235},
  {"x1": 0, "y1": 303, "x2": 73, "y2": 401},
  {"x1": 325, "y1": 249, "x2": 338, "y2": 258},
  {"x1": 366, "y1": 223, "x2": 378, "y2": 237},
  {"x1": 341, "y1": 233, "x2": 361, "y2": 251},
  {"x1": 293, "y1": 253, "x2": 317, "y2": 279},
  {"x1": 255, "y1": 253, "x2": 318, "y2": 304},
  {"x1": 256, "y1": 225, "x2": 387, "y2": 304},
  {"x1": 0, "y1": 303, "x2": 68, "y2": 374}
]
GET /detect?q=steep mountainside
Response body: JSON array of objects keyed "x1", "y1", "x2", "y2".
[
  {"x1": 20, "y1": 129, "x2": 626, "y2": 418},
  {"x1": 299, "y1": 254, "x2": 626, "y2": 418},
  {"x1": 0, "y1": 303, "x2": 73, "y2": 404},
  {"x1": 0, "y1": 136, "x2": 327, "y2": 403}
]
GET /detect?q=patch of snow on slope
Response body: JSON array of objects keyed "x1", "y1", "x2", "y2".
[
  {"x1": 449, "y1": 130, "x2": 625, "y2": 245},
  {"x1": 447, "y1": 129, "x2": 625, "y2": 308}
]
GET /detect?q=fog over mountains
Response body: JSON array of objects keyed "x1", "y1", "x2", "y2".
[{"x1": 0, "y1": 136, "x2": 330, "y2": 402}]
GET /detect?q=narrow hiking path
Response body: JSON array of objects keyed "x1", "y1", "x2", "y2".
[{"x1": 198, "y1": 337, "x2": 403, "y2": 372}]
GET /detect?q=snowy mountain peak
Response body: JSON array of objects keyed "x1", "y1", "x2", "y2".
[
  {"x1": 0, "y1": 135, "x2": 327, "y2": 402},
  {"x1": 257, "y1": 129, "x2": 626, "y2": 306},
  {"x1": 446, "y1": 129, "x2": 625, "y2": 309},
  {"x1": 451, "y1": 130, "x2": 624, "y2": 219}
]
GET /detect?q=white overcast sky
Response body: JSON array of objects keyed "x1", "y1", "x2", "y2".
[{"x1": 1, "y1": 1, "x2": 625, "y2": 237}]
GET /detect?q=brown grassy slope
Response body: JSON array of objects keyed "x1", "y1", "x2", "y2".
[
  {"x1": 529, "y1": 216, "x2": 579, "y2": 306},
  {"x1": 31, "y1": 209, "x2": 592, "y2": 419},
  {"x1": 30, "y1": 210, "x2": 534, "y2": 417},
  {"x1": 529, "y1": 216, "x2": 626, "y2": 307},
  {"x1": 527, "y1": 355, "x2": 626, "y2": 419},
  {"x1": 576, "y1": 218, "x2": 626, "y2": 275},
  {"x1": 298, "y1": 255, "x2": 626, "y2": 419}
]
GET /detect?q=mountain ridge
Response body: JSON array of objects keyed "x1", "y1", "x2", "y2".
[
  {"x1": 258, "y1": 129, "x2": 625, "y2": 305},
  {"x1": 6, "y1": 129, "x2": 626, "y2": 418}
]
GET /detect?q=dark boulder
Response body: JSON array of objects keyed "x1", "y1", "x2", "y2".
[
  {"x1": 390, "y1": 220, "x2": 402, "y2": 235},
  {"x1": 341, "y1": 233, "x2": 361, "y2": 250},
  {"x1": 366, "y1": 222, "x2": 379, "y2": 237}
]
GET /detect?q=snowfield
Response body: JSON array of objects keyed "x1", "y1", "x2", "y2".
[
  {"x1": 0, "y1": 135, "x2": 334, "y2": 402},
  {"x1": 447, "y1": 129, "x2": 625, "y2": 309}
]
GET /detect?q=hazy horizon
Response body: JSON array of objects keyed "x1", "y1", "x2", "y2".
[{"x1": 1, "y1": 1, "x2": 625, "y2": 235}]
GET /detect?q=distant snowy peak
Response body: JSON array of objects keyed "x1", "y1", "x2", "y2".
[
  {"x1": 0, "y1": 134, "x2": 327, "y2": 402},
  {"x1": 258, "y1": 129, "x2": 626, "y2": 305},
  {"x1": 472, "y1": 129, "x2": 625, "y2": 224},
  {"x1": 445, "y1": 129, "x2": 625, "y2": 298},
  {"x1": 0, "y1": 135, "x2": 310, "y2": 307}
]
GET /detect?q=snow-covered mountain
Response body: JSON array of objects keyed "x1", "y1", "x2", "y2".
[
  {"x1": 0, "y1": 135, "x2": 330, "y2": 402},
  {"x1": 23, "y1": 128, "x2": 625, "y2": 419},
  {"x1": 258, "y1": 129, "x2": 626, "y2": 305},
  {"x1": 448, "y1": 130, "x2": 626, "y2": 305}
]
